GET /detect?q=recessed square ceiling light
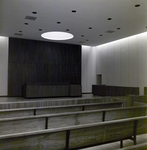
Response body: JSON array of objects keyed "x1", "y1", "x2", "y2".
[
  {"x1": 14, "y1": 33, "x2": 23, "y2": 36},
  {"x1": 25, "y1": 16, "x2": 37, "y2": 20},
  {"x1": 106, "y1": 30, "x2": 115, "y2": 33}
]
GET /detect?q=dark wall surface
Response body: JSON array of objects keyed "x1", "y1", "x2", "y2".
[
  {"x1": 8, "y1": 38, "x2": 81, "y2": 96},
  {"x1": 92, "y1": 85, "x2": 139, "y2": 96}
]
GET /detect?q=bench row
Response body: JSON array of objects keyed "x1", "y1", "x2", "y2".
[
  {"x1": 0, "y1": 105, "x2": 146, "y2": 136},
  {"x1": 0, "y1": 101, "x2": 123, "y2": 118},
  {"x1": 0, "y1": 115, "x2": 146, "y2": 150}
]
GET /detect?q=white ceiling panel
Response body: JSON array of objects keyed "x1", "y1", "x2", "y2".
[{"x1": 0, "y1": 0, "x2": 147, "y2": 46}]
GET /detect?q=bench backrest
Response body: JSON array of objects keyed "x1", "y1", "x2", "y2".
[{"x1": 0, "y1": 116, "x2": 146, "y2": 150}]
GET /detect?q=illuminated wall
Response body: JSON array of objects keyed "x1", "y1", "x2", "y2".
[
  {"x1": 0, "y1": 37, "x2": 8, "y2": 96},
  {"x1": 82, "y1": 32, "x2": 147, "y2": 95},
  {"x1": 82, "y1": 46, "x2": 96, "y2": 93}
]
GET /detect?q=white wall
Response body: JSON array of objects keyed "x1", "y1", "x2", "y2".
[
  {"x1": 95, "y1": 32, "x2": 147, "y2": 95},
  {"x1": 82, "y1": 32, "x2": 147, "y2": 94},
  {"x1": 0, "y1": 36, "x2": 8, "y2": 96},
  {"x1": 82, "y1": 46, "x2": 96, "y2": 93},
  {"x1": 138, "y1": 32, "x2": 147, "y2": 94}
]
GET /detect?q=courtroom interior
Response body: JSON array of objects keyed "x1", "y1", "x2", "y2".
[{"x1": 0, "y1": 0, "x2": 147, "y2": 150}]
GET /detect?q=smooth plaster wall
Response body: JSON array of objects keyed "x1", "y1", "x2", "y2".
[
  {"x1": 82, "y1": 32, "x2": 147, "y2": 94},
  {"x1": 0, "y1": 36, "x2": 8, "y2": 96},
  {"x1": 95, "y1": 32, "x2": 147, "y2": 95},
  {"x1": 82, "y1": 46, "x2": 96, "y2": 93}
]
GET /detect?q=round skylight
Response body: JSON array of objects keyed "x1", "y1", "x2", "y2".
[{"x1": 41, "y1": 31, "x2": 74, "y2": 40}]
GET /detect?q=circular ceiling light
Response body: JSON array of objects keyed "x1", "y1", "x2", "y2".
[{"x1": 41, "y1": 31, "x2": 74, "y2": 40}]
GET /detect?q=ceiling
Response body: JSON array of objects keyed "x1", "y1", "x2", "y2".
[{"x1": 0, "y1": 0, "x2": 147, "y2": 46}]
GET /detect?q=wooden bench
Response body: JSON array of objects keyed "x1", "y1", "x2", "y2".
[
  {"x1": 0, "y1": 116, "x2": 146, "y2": 150},
  {"x1": 116, "y1": 142, "x2": 147, "y2": 150},
  {"x1": 0, "y1": 101, "x2": 123, "y2": 118},
  {"x1": 0, "y1": 105, "x2": 146, "y2": 136}
]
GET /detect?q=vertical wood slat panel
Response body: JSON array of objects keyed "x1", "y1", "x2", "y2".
[{"x1": 8, "y1": 38, "x2": 81, "y2": 96}]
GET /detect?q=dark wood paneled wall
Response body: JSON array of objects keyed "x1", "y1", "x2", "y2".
[{"x1": 8, "y1": 38, "x2": 81, "y2": 96}]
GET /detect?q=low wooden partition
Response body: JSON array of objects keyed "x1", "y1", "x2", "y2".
[
  {"x1": 144, "y1": 87, "x2": 147, "y2": 95},
  {"x1": 116, "y1": 142, "x2": 147, "y2": 150},
  {"x1": 92, "y1": 85, "x2": 139, "y2": 96},
  {"x1": 0, "y1": 116, "x2": 147, "y2": 150},
  {"x1": 0, "y1": 101, "x2": 123, "y2": 118},
  {"x1": 22, "y1": 83, "x2": 82, "y2": 98},
  {"x1": 130, "y1": 95, "x2": 147, "y2": 104},
  {"x1": 134, "y1": 102, "x2": 147, "y2": 106},
  {"x1": 0, "y1": 96, "x2": 117, "y2": 109},
  {"x1": 0, "y1": 105, "x2": 146, "y2": 136}
]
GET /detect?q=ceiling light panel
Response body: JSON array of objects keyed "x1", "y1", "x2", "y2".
[{"x1": 41, "y1": 31, "x2": 74, "y2": 40}]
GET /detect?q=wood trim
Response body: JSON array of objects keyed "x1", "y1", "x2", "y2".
[{"x1": 0, "y1": 101, "x2": 123, "y2": 112}]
